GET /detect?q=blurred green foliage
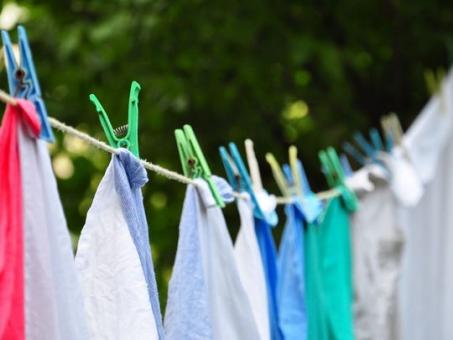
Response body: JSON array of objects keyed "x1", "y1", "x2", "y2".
[{"x1": 1, "y1": 0, "x2": 451, "y2": 305}]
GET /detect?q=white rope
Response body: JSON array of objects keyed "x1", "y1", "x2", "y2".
[
  {"x1": 0, "y1": 88, "x2": 340, "y2": 203},
  {"x1": 48, "y1": 117, "x2": 194, "y2": 185},
  {"x1": 49, "y1": 116, "x2": 341, "y2": 202}
]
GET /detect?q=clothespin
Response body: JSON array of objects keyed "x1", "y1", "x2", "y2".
[
  {"x1": 176, "y1": 125, "x2": 225, "y2": 207},
  {"x1": 319, "y1": 147, "x2": 358, "y2": 209},
  {"x1": 265, "y1": 153, "x2": 290, "y2": 197},
  {"x1": 343, "y1": 127, "x2": 389, "y2": 168},
  {"x1": 425, "y1": 68, "x2": 447, "y2": 114},
  {"x1": 340, "y1": 154, "x2": 353, "y2": 178},
  {"x1": 89, "y1": 81, "x2": 141, "y2": 158},
  {"x1": 381, "y1": 113, "x2": 403, "y2": 149},
  {"x1": 369, "y1": 128, "x2": 383, "y2": 152},
  {"x1": 353, "y1": 131, "x2": 377, "y2": 161},
  {"x1": 319, "y1": 149, "x2": 336, "y2": 188},
  {"x1": 424, "y1": 68, "x2": 446, "y2": 97},
  {"x1": 219, "y1": 146, "x2": 240, "y2": 192},
  {"x1": 1, "y1": 25, "x2": 54, "y2": 141},
  {"x1": 288, "y1": 146, "x2": 303, "y2": 196},
  {"x1": 283, "y1": 158, "x2": 324, "y2": 222},
  {"x1": 342, "y1": 141, "x2": 366, "y2": 166},
  {"x1": 220, "y1": 142, "x2": 278, "y2": 225},
  {"x1": 244, "y1": 139, "x2": 264, "y2": 192},
  {"x1": 296, "y1": 159, "x2": 313, "y2": 195}
]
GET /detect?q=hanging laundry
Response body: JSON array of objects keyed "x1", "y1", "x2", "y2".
[
  {"x1": 75, "y1": 149, "x2": 163, "y2": 340},
  {"x1": 164, "y1": 176, "x2": 261, "y2": 340},
  {"x1": 234, "y1": 193, "x2": 270, "y2": 340},
  {"x1": 398, "y1": 69, "x2": 453, "y2": 340},
  {"x1": 277, "y1": 203, "x2": 308, "y2": 340},
  {"x1": 305, "y1": 196, "x2": 355, "y2": 340},
  {"x1": 18, "y1": 102, "x2": 89, "y2": 339},
  {"x1": 275, "y1": 158, "x2": 323, "y2": 340},
  {"x1": 0, "y1": 101, "x2": 35, "y2": 340},
  {"x1": 351, "y1": 182, "x2": 406, "y2": 340},
  {"x1": 347, "y1": 125, "x2": 423, "y2": 340},
  {"x1": 254, "y1": 199, "x2": 282, "y2": 340},
  {"x1": 220, "y1": 141, "x2": 281, "y2": 340}
]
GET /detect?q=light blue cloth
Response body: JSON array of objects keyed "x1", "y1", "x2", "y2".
[
  {"x1": 113, "y1": 149, "x2": 164, "y2": 340},
  {"x1": 277, "y1": 203, "x2": 308, "y2": 340},
  {"x1": 164, "y1": 181, "x2": 213, "y2": 340},
  {"x1": 255, "y1": 217, "x2": 282, "y2": 340},
  {"x1": 165, "y1": 176, "x2": 251, "y2": 340}
]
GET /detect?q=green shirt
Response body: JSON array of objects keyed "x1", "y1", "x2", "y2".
[{"x1": 304, "y1": 196, "x2": 355, "y2": 340}]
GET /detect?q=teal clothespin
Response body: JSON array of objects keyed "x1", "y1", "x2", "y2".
[
  {"x1": 89, "y1": 81, "x2": 141, "y2": 158},
  {"x1": 175, "y1": 125, "x2": 225, "y2": 208},
  {"x1": 320, "y1": 147, "x2": 358, "y2": 210},
  {"x1": 319, "y1": 149, "x2": 335, "y2": 188}
]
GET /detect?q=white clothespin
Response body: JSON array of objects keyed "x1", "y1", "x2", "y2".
[{"x1": 245, "y1": 139, "x2": 264, "y2": 192}]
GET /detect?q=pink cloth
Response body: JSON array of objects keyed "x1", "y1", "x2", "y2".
[{"x1": 0, "y1": 100, "x2": 40, "y2": 340}]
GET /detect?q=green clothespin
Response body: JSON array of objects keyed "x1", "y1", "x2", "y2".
[
  {"x1": 327, "y1": 147, "x2": 346, "y2": 186},
  {"x1": 175, "y1": 125, "x2": 225, "y2": 208},
  {"x1": 265, "y1": 153, "x2": 290, "y2": 197},
  {"x1": 320, "y1": 147, "x2": 358, "y2": 209},
  {"x1": 89, "y1": 81, "x2": 141, "y2": 158},
  {"x1": 319, "y1": 149, "x2": 335, "y2": 188}
]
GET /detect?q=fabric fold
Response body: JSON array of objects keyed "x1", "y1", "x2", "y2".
[
  {"x1": 235, "y1": 194, "x2": 270, "y2": 340},
  {"x1": 0, "y1": 101, "x2": 35, "y2": 340},
  {"x1": 277, "y1": 203, "x2": 308, "y2": 340},
  {"x1": 113, "y1": 150, "x2": 164, "y2": 339},
  {"x1": 18, "y1": 100, "x2": 90, "y2": 340},
  {"x1": 165, "y1": 176, "x2": 261, "y2": 340},
  {"x1": 75, "y1": 150, "x2": 160, "y2": 340}
]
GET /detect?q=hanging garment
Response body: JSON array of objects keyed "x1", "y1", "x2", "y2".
[
  {"x1": 351, "y1": 182, "x2": 404, "y2": 340},
  {"x1": 351, "y1": 151, "x2": 422, "y2": 340},
  {"x1": 398, "y1": 70, "x2": 453, "y2": 340},
  {"x1": 234, "y1": 194, "x2": 270, "y2": 340},
  {"x1": 18, "y1": 104, "x2": 89, "y2": 339},
  {"x1": 304, "y1": 212, "x2": 328, "y2": 340},
  {"x1": 75, "y1": 149, "x2": 161, "y2": 340},
  {"x1": 255, "y1": 215, "x2": 282, "y2": 340},
  {"x1": 277, "y1": 203, "x2": 308, "y2": 340},
  {"x1": 305, "y1": 196, "x2": 355, "y2": 340},
  {"x1": 0, "y1": 101, "x2": 36, "y2": 340},
  {"x1": 113, "y1": 150, "x2": 164, "y2": 338},
  {"x1": 164, "y1": 177, "x2": 261, "y2": 340}
]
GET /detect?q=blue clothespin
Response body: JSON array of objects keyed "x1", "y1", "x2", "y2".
[
  {"x1": 219, "y1": 143, "x2": 278, "y2": 226},
  {"x1": 353, "y1": 131, "x2": 377, "y2": 161},
  {"x1": 340, "y1": 154, "x2": 353, "y2": 178},
  {"x1": 383, "y1": 130, "x2": 394, "y2": 153},
  {"x1": 369, "y1": 128, "x2": 383, "y2": 152},
  {"x1": 219, "y1": 147, "x2": 240, "y2": 192},
  {"x1": 2, "y1": 26, "x2": 53, "y2": 142},
  {"x1": 342, "y1": 141, "x2": 366, "y2": 166},
  {"x1": 296, "y1": 159, "x2": 312, "y2": 196}
]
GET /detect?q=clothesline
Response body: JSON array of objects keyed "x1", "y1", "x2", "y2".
[{"x1": 0, "y1": 89, "x2": 339, "y2": 203}]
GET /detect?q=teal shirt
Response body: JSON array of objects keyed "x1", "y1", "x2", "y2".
[{"x1": 304, "y1": 196, "x2": 355, "y2": 340}]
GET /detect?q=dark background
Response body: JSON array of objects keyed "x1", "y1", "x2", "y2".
[{"x1": 2, "y1": 0, "x2": 452, "y2": 304}]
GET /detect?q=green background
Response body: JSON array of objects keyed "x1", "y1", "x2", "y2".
[{"x1": 1, "y1": 0, "x2": 452, "y2": 306}]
